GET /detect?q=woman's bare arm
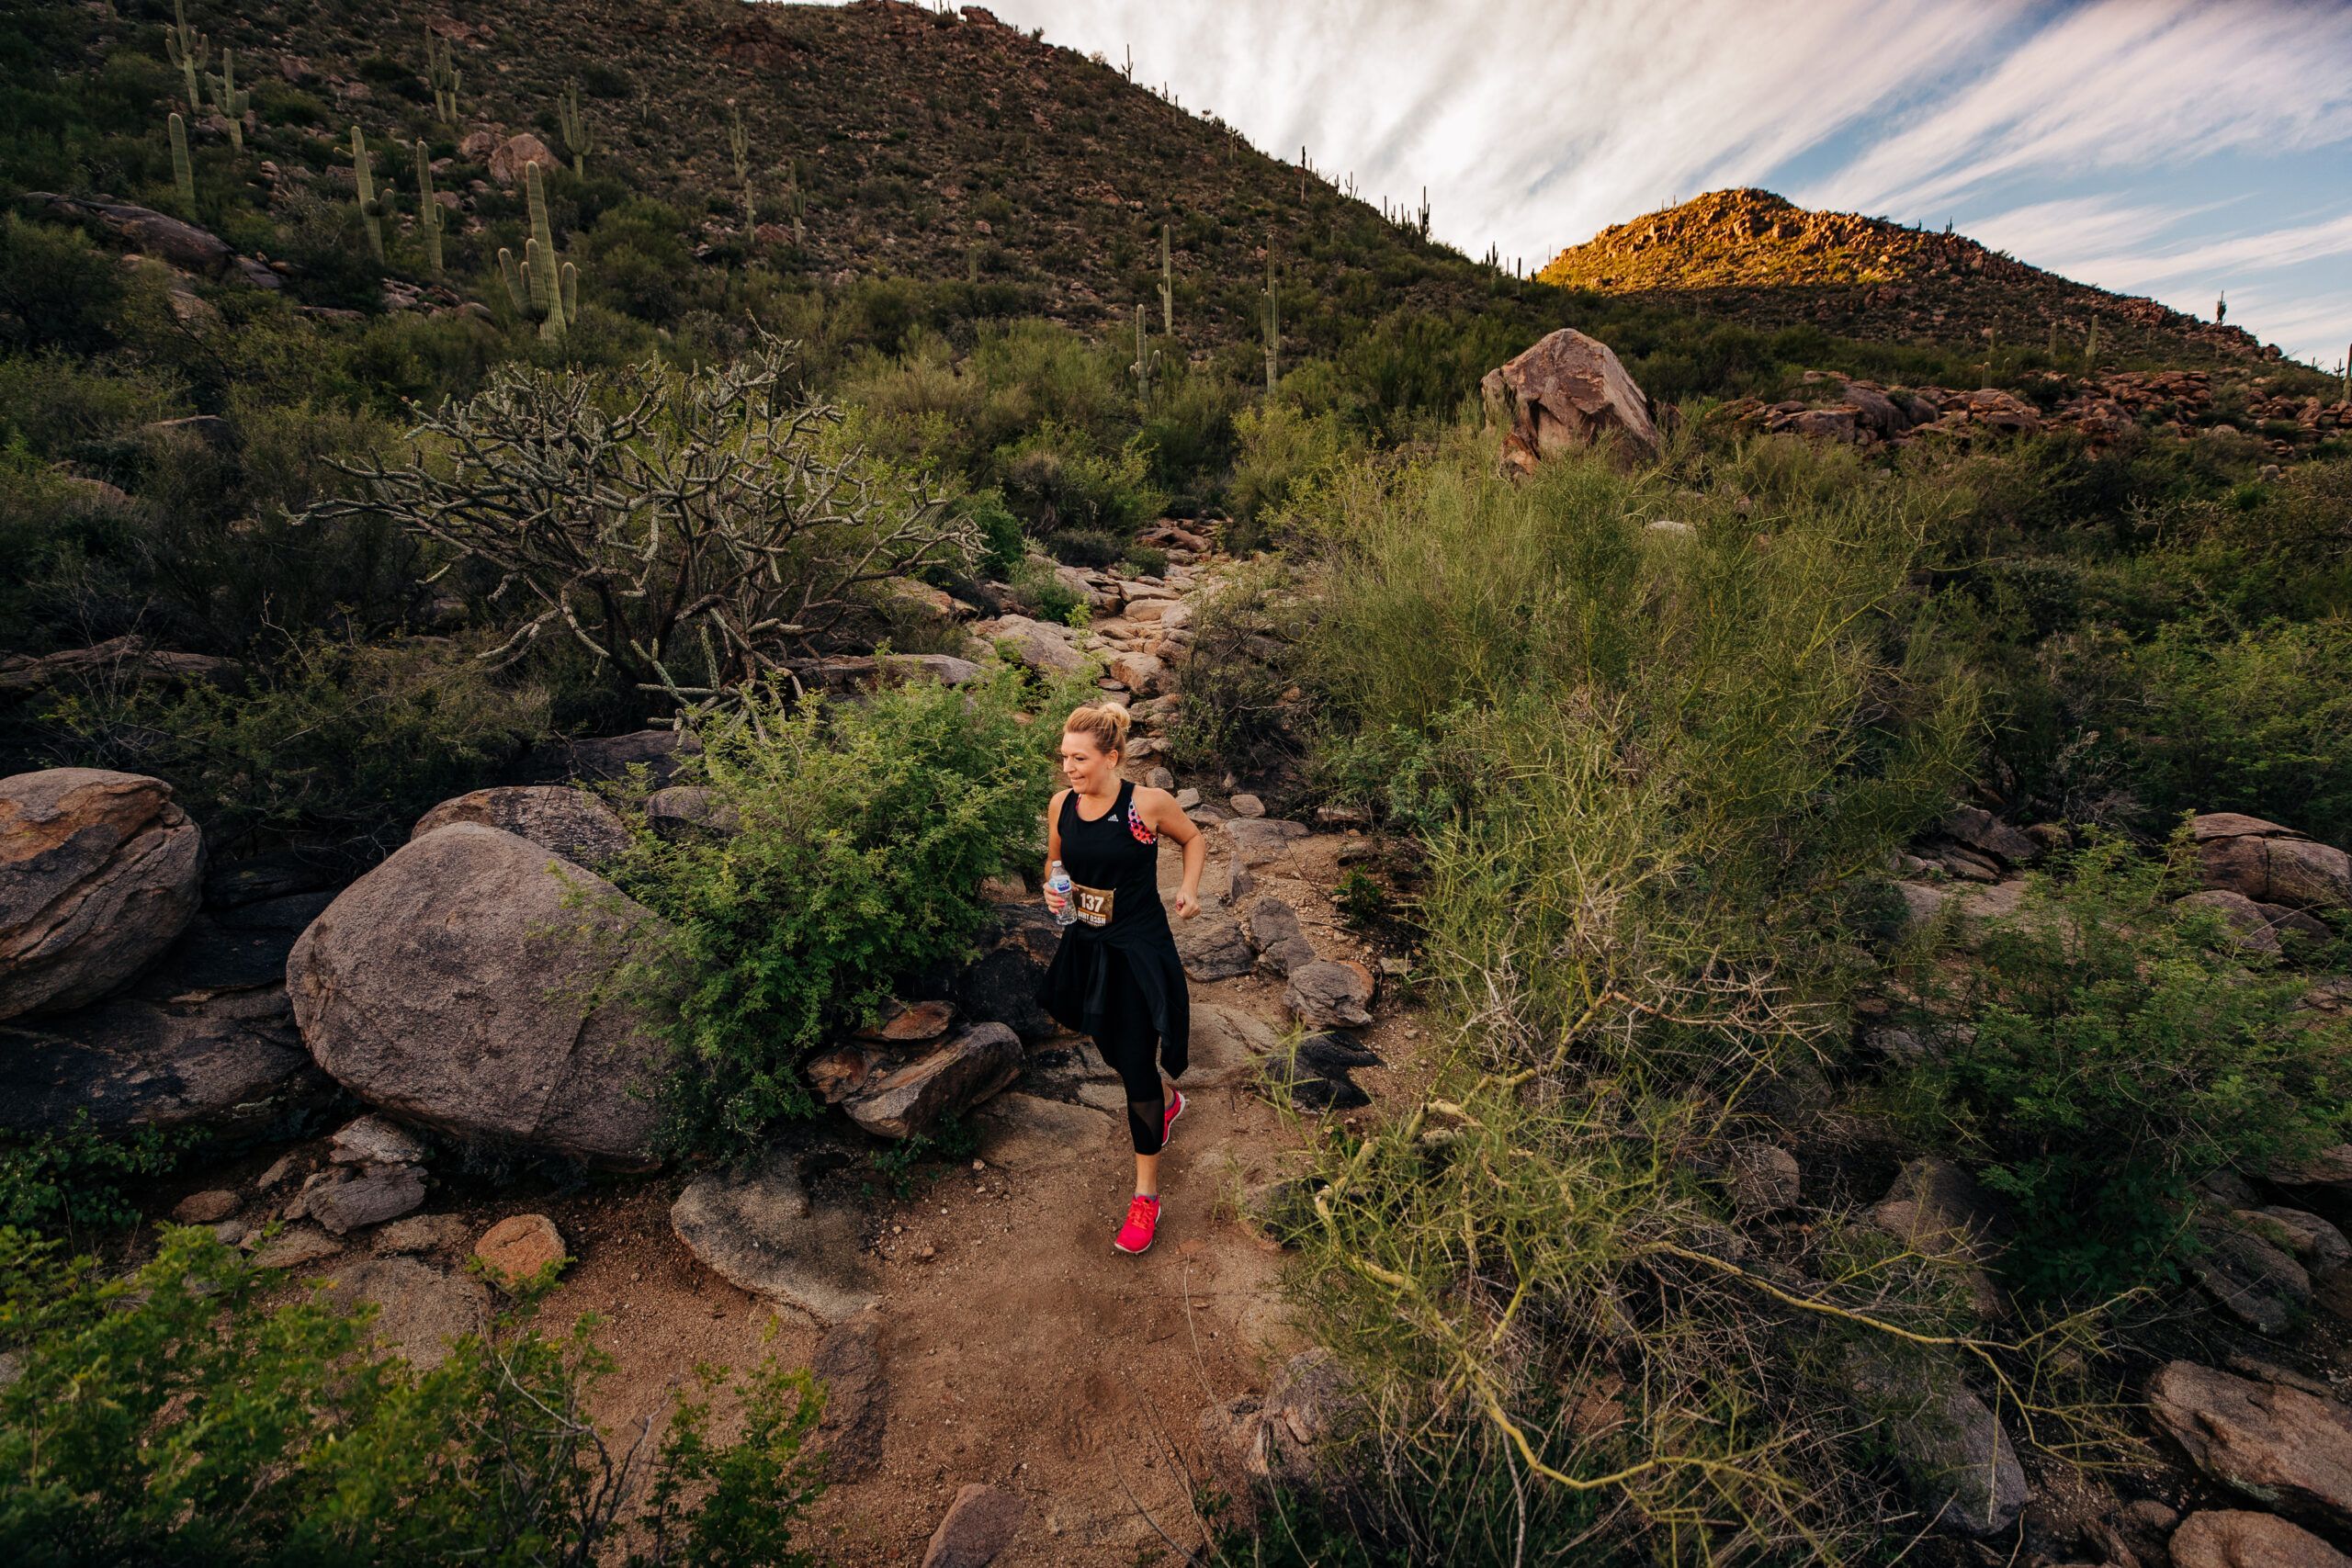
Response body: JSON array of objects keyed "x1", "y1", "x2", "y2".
[{"x1": 1137, "y1": 786, "x2": 1205, "y2": 917}]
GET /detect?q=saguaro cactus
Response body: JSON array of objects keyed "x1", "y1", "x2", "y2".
[
  {"x1": 168, "y1": 112, "x2": 196, "y2": 215},
  {"x1": 498, "y1": 162, "x2": 576, "y2": 341},
  {"x1": 204, "y1": 49, "x2": 250, "y2": 152},
  {"x1": 1261, "y1": 233, "x2": 1279, "y2": 396},
  {"x1": 1158, "y1": 222, "x2": 1173, "y2": 336},
  {"x1": 784, "y1": 158, "x2": 806, "y2": 246},
  {"x1": 729, "y1": 106, "x2": 755, "y2": 229},
  {"x1": 1416, "y1": 186, "x2": 1430, "y2": 240},
  {"x1": 1130, "y1": 304, "x2": 1160, "y2": 406},
  {"x1": 350, "y1": 125, "x2": 390, "y2": 262},
  {"x1": 424, "y1": 27, "x2": 462, "y2": 125},
  {"x1": 165, "y1": 0, "x2": 209, "y2": 111},
  {"x1": 413, "y1": 140, "x2": 444, "y2": 278},
  {"x1": 2085, "y1": 314, "x2": 2099, "y2": 371},
  {"x1": 557, "y1": 80, "x2": 594, "y2": 178}
]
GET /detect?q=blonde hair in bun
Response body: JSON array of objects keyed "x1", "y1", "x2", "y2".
[{"x1": 1062, "y1": 702, "x2": 1132, "y2": 758}]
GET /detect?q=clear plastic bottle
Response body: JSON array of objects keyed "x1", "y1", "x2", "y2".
[{"x1": 1047, "y1": 859, "x2": 1076, "y2": 926}]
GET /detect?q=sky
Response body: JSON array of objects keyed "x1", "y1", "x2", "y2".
[{"x1": 904, "y1": 0, "x2": 2352, "y2": 368}]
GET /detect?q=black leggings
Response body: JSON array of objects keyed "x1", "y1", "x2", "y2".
[{"x1": 1096, "y1": 1025, "x2": 1170, "y2": 1156}]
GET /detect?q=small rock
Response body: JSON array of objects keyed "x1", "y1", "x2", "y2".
[
  {"x1": 372, "y1": 1213, "x2": 470, "y2": 1256},
  {"x1": 1175, "y1": 914, "x2": 1255, "y2": 981},
  {"x1": 2237, "y1": 1207, "x2": 2352, "y2": 1272},
  {"x1": 172, "y1": 1189, "x2": 239, "y2": 1224},
  {"x1": 249, "y1": 1222, "x2": 342, "y2": 1270},
  {"x1": 1725, "y1": 1141, "x2": 1800, "y2": 1217},
  {"x1": 921, "y1": 1482, "x2": 1023, "y2": 1568},
  {"x1": 854, "y1": 998, "x2": 956, "y2": 1045},
  {"x1": 1229, "y1": 794, "x2": 1267, "y2": 818},
  {"x1": 330, "y1": 1113, "x2": 426, "y2": 1168},
  {"x1": 1175, "y1": 787, "x2": 1202, "y2": 810},
  {"x1": 1145, "y1": 767, "x2": 1175, "y2": 790},
  {"x1": 2168, "y1": 1509, "x2": 2351, "y2": 1568},
  {"x1": 1849, "y1": 1347, "x2": 2027, "y2": 1537},
  {"x1": 474, "y1": 1213, "x2": 566, "y2": 1288},
  {"x1": 300, "y1": 1163, "x2": 426, "y2": 1235},
  {"x1": 1284, "y1": 960, "x2": 1374, "y2": 1030}
]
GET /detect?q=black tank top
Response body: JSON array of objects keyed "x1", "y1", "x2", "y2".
[{"x1": 1057, "y1": 779, "x2": 1168, "y2": 944}]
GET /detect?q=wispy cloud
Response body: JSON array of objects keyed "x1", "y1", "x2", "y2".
[{"x1": 910, "y1": 0, "x2": 2352, "y2": 361}]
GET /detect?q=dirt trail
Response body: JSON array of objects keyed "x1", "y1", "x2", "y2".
[{"x1": 526, "y1": 554, "x2": 1414, "y2": 1564}]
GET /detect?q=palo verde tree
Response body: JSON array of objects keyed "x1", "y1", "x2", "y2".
[{"x1": 302, "y1": 341, "x2": 977, "y2": 725}]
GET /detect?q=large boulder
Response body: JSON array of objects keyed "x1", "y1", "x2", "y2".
[
  {"x1": 487, "y1": 132, "x2": 559, "y2": 185},
  {"x1": 1480, "y1": 329, "x2": 1660, "y2": 471},
  {"x1": 669, "y1": 1149, "x2": 878, "y2": 1324},
  {"x1": 974, "y1": 614, "x2": 1088, "y2": 676},
  {"x1": 2193, "y1": 814, "x2": 2352, "y2": 912},
  {"x1": 2148, "y1": 1360, "x2": 2352, "y2": 1528},
  {"x1": 0, "y1": 890, "x2": 334, "y2": 1137},
  {"x1": 285, "y1": 824, "x2": 671, "y2": 1167},
  {"x1": 412, "y1": 786, "x2": 634, "y2": 869},
  {"x1": 2, "y1": 769, "x2": 205, "y2": 1020}
]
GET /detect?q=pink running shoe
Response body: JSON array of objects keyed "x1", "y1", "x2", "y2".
[
  {"x1": 1113, "y1": 1193, "x2": 1161, "y2": 1255},
  {"x1": 1161, "y1": 1089, "x2": 1185, "y2": 1150}
]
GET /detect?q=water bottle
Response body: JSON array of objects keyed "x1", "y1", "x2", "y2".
[{"x1": 1047, "y1": 860, "x2": 1076, "y2": 927}]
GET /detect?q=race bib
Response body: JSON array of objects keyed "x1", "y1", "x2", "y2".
[{"x1": 1069, "y1": 880, "x2": 1115, "y2": 928}]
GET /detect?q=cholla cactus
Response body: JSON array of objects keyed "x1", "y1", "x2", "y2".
[
  {"x1": 168, "y1": 112, "x2": 196, "y2": 215},
  {"x1": 557, "y1": 80, "x2": 594, "y2": 178},
  {"x1": 350, "y1": 125, "x2": 390, "y2": 262},
  {"x1": 413, "y1": 140, "x2": 444, "y2": 278},
  {"x1": 729, "y1": 106, "x2": 755, "y2": 229},
  {"x1": 204, "y1": 49, "x2": 249, "y2": 152},
  {"x1": 424, "y1": 27, "x2": 462, "y2": 125},
  {"x1": 497, "y1": 162, "x2": 577, "y2": 341},
  {"x1": 165, "y1": 0, "x2": 209, "y2": 111}
]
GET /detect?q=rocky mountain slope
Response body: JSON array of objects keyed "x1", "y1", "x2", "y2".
[{"x1": 1540, "y1": 187, "x2": 2275, "y2": 366}]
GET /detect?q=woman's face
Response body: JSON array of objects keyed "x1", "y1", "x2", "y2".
[{"x1": 1060, "y1": 730, "x2": 1116, "y2": 794}]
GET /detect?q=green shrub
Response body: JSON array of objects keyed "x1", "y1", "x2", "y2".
[
  {"x1": 0, "y1": 1117, "x2": 193, "y2": 1246},
  {"x1": 1897, "y1": 835, "x2": 2352, "y2": 1301},
  {"x1": 605, "y1": 669, "x2": 1073, "y2": 1156},
  {"x1": 0, "y1": 1225, "x2": 826, "y2": 1565},
  {"x1": 1005, "y1": 553, "x2": 1080, "y2": 622},
  {"x1": 2107, "y1": 616, "x2": 2352, "y2": 844},
  {"x1": 0, "y1": 217, "x2": 123, "y2": 355},
  {"x1": 37, "y1": 631, "x2": 548, "y2": 853},
  {"x1": 992, "y1": 420, "x2": 1163, "y2": 550},
  {"x1": 1225, "y1": 400, "x2": 1351, "y2": 547}
]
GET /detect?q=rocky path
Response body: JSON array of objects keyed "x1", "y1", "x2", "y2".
[{"x1": 558, "y1": 534, "x2": 1405, "y2": 1564}]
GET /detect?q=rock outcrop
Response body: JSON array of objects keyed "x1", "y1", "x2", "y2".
[
  {"x1": 2193, "y1": 814, "x2": 2352, "y2": 912},
  {"x1": 286, "y1": 824, "x2": 671, "y2": 1167},
  {"x1": 2168, "y1": 1510, "x2": 2352, "y2": 1568},
  {"x1": 1480, "y1": 328, "x2": 1660, "y2": 470},
  {"x1": 2, "y1": 769, "x2": 205, "y2": 1020},
  {"x1": 2148, "y1": 1360, "x2": 2352, "y2": 1529},
  {"x1": 0, "y1": 889, "x2": 333, "y2": 1137}
]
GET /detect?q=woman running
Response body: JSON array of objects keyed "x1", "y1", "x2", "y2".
[{"x1": 1035, "y1": 702, "x2": 1204, "y2": 1255}]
